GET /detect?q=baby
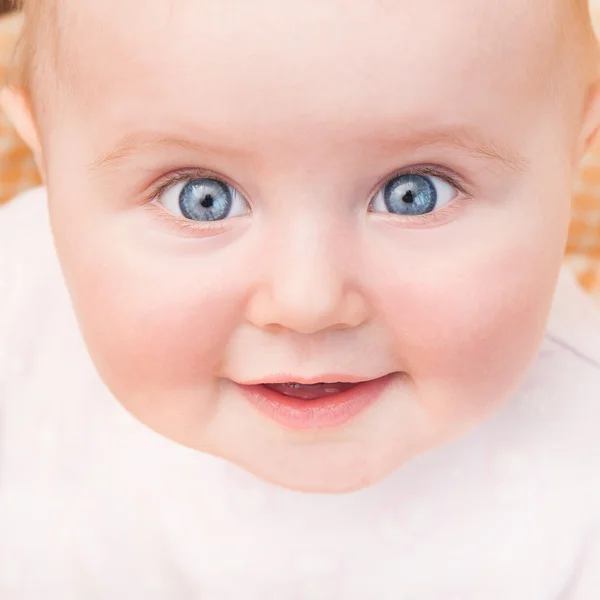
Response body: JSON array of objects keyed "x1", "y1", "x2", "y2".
[{"x1": 1, "y1": 0, "x2": 600, "y2": 597}]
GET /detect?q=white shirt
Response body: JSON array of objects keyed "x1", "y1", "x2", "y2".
[{"x1": 1, "y1": 187, "x2": 600, "y2": 600}]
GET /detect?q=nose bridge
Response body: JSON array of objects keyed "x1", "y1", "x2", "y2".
[
  {"x1": 247, "y1": 212, "x2": 366, "y2": 334},
  {"x1": 274, "y1": 215, "x2": 344, "y2": 316}
]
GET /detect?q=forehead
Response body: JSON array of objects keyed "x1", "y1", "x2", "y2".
[{"x1": 54, "y1": 0, "x2": 566, "y2": 152}]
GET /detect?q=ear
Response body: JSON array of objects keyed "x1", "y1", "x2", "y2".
[
  {"x1": 576, "y1": 80, "x2": 600, "y2": 162},
  {"x1": 0, "y1": 85, "x2": 45, "y2": 180}
]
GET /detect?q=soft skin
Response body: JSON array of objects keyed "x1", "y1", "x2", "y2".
[{"x1": 3, "y1": 0, "x2": 600, "y2": 492}]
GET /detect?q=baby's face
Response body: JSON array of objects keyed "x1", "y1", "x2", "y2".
[{"x1": 40, "y1": 0, "x2": 580, "y2": 492}]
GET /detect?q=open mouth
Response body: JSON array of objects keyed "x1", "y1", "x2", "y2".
[
  {"x1": 235, "y1": 374, "x2": 398, "y2": 430},
  {"x1": 261, "y1": 381, "x2": 361, "y2": 401}
]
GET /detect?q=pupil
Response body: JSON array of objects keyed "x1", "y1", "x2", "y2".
[
  {"x1": 403, "y1": 190, "x2": 415, "y2": 204},
  {"x1": 201, "y1": 194, "x2": 214, "y2": 208}
]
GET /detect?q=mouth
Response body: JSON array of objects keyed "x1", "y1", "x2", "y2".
[
  {"x1": 233, "y1": 373, "x2": 398, "y2": 430},
  {"x1": 262, "y1": 380, "x2": 363, "y2": 400}
]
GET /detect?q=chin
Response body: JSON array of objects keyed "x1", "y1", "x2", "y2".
[
  {"x1": 220, "y1": 442, "x2": 398, "y2": 494},
  {"x1": 249, "y1": 465, "x2": 386, "y2": 494}
]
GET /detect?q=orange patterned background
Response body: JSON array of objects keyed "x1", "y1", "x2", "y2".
[
  {"x1": 0, "y1": 10, "x2": 599, "y2": 305},
  {"x1": 0, "y1": 13, "x2": 40, "y2": 203}
]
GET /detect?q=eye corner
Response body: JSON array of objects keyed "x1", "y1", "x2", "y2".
[
  {"x1": 369, "y1": 168, "x2": 465, "y2": 220},
  {"x1": 151, "y1": 172, "x2": 250, "y2": 224}
]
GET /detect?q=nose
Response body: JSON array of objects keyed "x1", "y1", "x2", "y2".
[{"x1": 245, "y1": 220, "x2": 368, "y2": 334}]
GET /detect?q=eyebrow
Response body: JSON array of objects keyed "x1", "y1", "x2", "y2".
[
  {"x1": 377, "y1": 125, "x2": 529, "y2": 174},
  {"x1": 89, "y1": 126, "x2": 528, "y2": 174},
  {"x1": 88, "y1": 133, "x2": 247, "y2": 174}
]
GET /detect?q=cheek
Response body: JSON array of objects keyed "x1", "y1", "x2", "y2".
[
  {"x1": 372, "y1": 196, "x2": 568, "y2": 421},
  {"x1": 52, "y1": 222, "x2": 245, "y2": 400}
]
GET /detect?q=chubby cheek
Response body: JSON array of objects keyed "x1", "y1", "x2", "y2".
[
  {"x1": 51, "y1": 216, "x2": 248, "y2": 423},
  {"x1": 372, "y1": 197, "x2": 569, "y2": 426}
]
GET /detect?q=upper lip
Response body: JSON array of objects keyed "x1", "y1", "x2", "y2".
[{"x1": 233, "y1": 373, "x2": 391, "y2": 386}]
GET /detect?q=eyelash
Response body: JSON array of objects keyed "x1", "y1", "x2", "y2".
[
  {"x1": 144, "y1": 165, "x2": 472, "y2": 235},
  {"x1": 145, "y1": 168, "x2": 241, "y2": 236},
  {"x1": 369, "y1": 165, "x2": 471, "y2": 227}
]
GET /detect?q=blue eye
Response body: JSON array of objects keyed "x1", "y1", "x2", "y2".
[
  {"x1": 158, "y1": 177, "x2": 249, "y2": 221},
  {"x1": 370, "y1": 173, "x2": 457, "y2": 216}
]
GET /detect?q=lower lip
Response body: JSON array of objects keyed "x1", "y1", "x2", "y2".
[{"x1": 235, "y1": 374, "x2": 397, "y2": 430}]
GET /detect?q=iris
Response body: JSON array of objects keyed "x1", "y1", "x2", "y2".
[
  {"x1": 179, "y1": 179, "x2": 232, "y2": 221},
  {"x1": 383, "y1": 174, "x2": 437, "y2": 216}
]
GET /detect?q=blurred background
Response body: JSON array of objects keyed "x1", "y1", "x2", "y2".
[{"x1": 0, "y1": 2, "x2": 599, "y2": 304}]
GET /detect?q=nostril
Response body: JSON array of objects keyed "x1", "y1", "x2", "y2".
[
  {"x1": 261, "y1": 322, "x2": 287, "y2": 335},
  {"x1": 244, "y1": 282, "x2": 368, "y2": 334}
]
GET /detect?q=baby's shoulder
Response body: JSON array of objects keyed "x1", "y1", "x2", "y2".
[
  {"x1": 0, "y1": 186, "x2": 55, "y2": 283},
  {"x1": 546, "y1": 266, "x2": 600, "y2": 373},
  {"x1": 0, "y1": 185, "x2": 57, "y2": 310},
  {"x1": 491, "y1": 270, "x2": 600, "y2": 507},
  {"x1": 0, "y1": 187, "x2": 65, "y2": 387},
  {"x1": 541, "y1": 267, "x2": 600, "y2": 428},
  {"x1": 528, "y1": 267, "x2": 600, "y2": 442},
  {"x1": 0, "y1": 185, "x2": 51, "y2": 235}
]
